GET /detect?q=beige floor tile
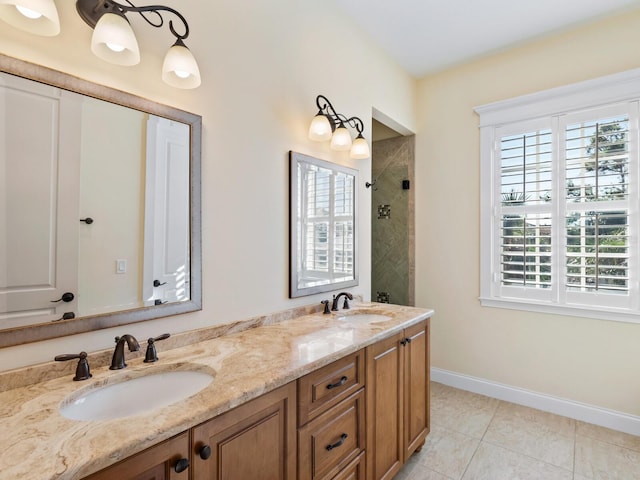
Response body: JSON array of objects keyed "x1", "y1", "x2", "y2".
[
  {"x1": 430, "y1": 382, "x2": 500, "y2": 438},
  {"x1": 415, "y1": 423, "x2": 480, "y2": 479},
  {"x1": 574, "y1": 475, "x2": 591, "y2": 480},
  {"x1": 576, "y1": 421, "x2": 640, "y2": 453},
  {"x1": 461, "y1": 442, "x2": 573, "y2": 480},
  {"x1": 483, "y1": 403, "x2": 575, "y2": 470},
  {"x1": 395, "y1": 453, "x2": 453, "y2": 480},
  {"x1": 575, "y1": 435, "x2": 640, "y2": 480},
  {"x1": 494, "y1": 402, "x2": 576, "y2": 437}
]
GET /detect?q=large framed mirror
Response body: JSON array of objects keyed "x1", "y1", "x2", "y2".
[
  {"x1": 289, "y1": 151, "x2": 358, "y2": 297},
  {"x1": 0, "y1": 54, "x2": 201, "y2": 347}
]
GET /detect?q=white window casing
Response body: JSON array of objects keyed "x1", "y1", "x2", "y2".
[{"x1": 476, "y1": 69, "x2": 640, "y2": 323}]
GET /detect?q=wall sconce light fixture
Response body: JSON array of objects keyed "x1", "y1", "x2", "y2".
[
  {"x1": 308, "y1": 95, "x2": 370, "y2": 159},
  {"x1": 0, "y1": 0, "x2": 201, "y2": 89}
]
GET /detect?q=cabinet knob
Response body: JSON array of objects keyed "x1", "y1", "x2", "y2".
[
  {"x1": 199, "y1": 444, "x2": 212, "y2": 460},
  {"x1": 174, "y1": 457, "x2": 190, "y2": 473}
]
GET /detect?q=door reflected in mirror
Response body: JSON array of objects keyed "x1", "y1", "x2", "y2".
[
  {"x1": 289, "y1": 151, "x2": 358, "y2": 297},
  {"x1": 0, "y1": 54, "x2": 201, "y2": 346}
]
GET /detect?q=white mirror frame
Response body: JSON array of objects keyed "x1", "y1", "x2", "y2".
[{"x1": 289, "y1": 151, "x2": 358, "y2": 297}]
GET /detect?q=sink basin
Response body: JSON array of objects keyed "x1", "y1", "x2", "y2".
[
  {"x1": 60, "y1": 370, "x2": 213, "y2": 421},
  {"x1": 336, "y1": 313, "x2": 392, "y2": 324}
]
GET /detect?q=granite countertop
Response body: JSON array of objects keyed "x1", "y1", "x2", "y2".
[{"x1": 0, "y1": 302, "x2": 433, "y2": 479}]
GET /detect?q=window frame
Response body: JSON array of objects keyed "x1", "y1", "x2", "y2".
[{"x1": 476, "y1": 69, "x2": 640, "y2": 323}]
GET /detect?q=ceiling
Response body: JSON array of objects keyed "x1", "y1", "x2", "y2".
[{"x1": 332, "y1": 0, "x2": 640, "y2": 78}]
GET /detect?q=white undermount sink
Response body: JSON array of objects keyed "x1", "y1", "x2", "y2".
[{"x1": 60, "y1": 370, "x2": 213, "y2": 421}]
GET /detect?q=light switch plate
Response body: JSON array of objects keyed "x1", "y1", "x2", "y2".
[{"x1": 116, "y1": 259, "x2": 127, "y2": 274}]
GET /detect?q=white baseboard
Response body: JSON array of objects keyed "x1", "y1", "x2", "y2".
[{"x1": 431, "y1": 367, "x2": 640, "y2": 437}]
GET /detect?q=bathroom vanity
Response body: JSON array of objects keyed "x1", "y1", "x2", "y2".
[{"x1": 0, "y1": 303, "x2": 432, "y2": 479}]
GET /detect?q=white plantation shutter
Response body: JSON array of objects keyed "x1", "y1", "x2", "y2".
[
  {"x1": 565, "y1": 211, "x2": 629, "y2": 293},
  {"x1": 560, "y1": 107, "x2": 636, "y2": 309},
  {"x1": 303, "y1": 166, "x2": 330, "y2": 272},
  {"x1": 499, "y1": 128, "x2": 553, "y2": 293},
  {"x1": 333, "y1": 172, "x2": 354, "y2": 274}
]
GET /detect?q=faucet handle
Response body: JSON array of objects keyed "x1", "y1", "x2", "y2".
[
  {"x1": 54, "y1": 351, "x2": 92, "y2": 381},
  {"x1": 321, "y1": 300, "x2": 331, "y2": 314},
  {"x1": 144, "y1": 333, "x2": 171, "y2": 363},
  {"x1": 342, "y1": 296, "x2": 350, "y2": 309}
]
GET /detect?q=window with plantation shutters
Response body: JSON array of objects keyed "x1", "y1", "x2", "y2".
[{"x1": 477, "y1": 69, "x2": 640, "y2": 322}]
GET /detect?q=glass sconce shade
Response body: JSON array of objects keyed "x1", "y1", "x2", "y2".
[
  {"x1": 162, "y1": 40, "x2": 201, "y2": 89},
  {"x1": 91, "y1": 12, "x2": 140, "y2": 66},
  {"x1": 350, "y1": 135, "x2": 370, "y2": 159},
  {"x1": 331, "y1": 124, "x2": 352, "y2": 151},
  {"x1": 308, "y1": 113, "x2": 333, "y2": 141},
  {"x1": 0, "y1": 0, "x2": 60, "y2": 35}
]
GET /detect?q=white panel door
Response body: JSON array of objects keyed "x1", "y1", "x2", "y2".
[
  {"x1": 143, "y1": 116, "x2": 190, "y2": 306},
  {"x1": 0, "y1": 73, "x2": 81, "y2": 327}
]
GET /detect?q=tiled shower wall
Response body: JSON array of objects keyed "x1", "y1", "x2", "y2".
[{"x1": 371, "y1": 135, "x2": 415, "y2": 306}]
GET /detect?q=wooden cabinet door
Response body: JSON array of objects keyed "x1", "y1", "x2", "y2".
[
  {"x1": 84, "y1": 432, "x2": 190, "y2": 480},
  {"x1": 366, "y1": 331, "x2": 404, "y2": 480},
  {"x1": 191, "y1": 382, "x2": 296, "y2": 480},
  {"x1": 403, "y1": 319, "x2": 430, "y2": 459}
]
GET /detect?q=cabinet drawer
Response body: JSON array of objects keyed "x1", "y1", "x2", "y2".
[
  {"x1": 298, "y1": 389, "x2": 365, "y2": 480},
  {"x1": 298, "y1": 349, "x2": 364, "y2": 425},
  {"x1": 331, "y1": 452, "x2": 365, "y2": 480}
]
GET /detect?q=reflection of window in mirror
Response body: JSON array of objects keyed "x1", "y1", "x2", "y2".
[{"x1": 290, "y1": 152, "x2": 358, "y2": 297}]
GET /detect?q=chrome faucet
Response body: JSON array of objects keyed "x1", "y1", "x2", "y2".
[
  {"x1": 331, "y1": 292, "x2": 353, "y2": 311},
  {"x1": 110, "y1": 334, "x2": 140, "y2": 370}
]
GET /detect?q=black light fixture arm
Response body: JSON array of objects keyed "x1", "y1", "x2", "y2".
[
  {"x1": 315, "y1": 95, "x2": 365, "y2": 135},
  {"x1": 76, "y1": 0, "x2": 190, "y2": 41},
  {"x1": 346, "y1": 116, "x2": 365, "y2": 136}
]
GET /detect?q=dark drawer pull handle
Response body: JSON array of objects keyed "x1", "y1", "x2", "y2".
[
  {"x1": 326, "y1": 376, "x2": 348, "y2": 390},
  {"x1": 326, "y1": 433, "x2": 348, "y2": 451},
  {"x1": 174, "y1": 457, "x2": 189, "y2": 473}
]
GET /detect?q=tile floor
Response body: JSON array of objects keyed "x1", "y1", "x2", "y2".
[{"x1": 395, "y1": 382, "x2": 640, "y2": 480}]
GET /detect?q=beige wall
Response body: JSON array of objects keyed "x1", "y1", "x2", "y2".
[
  {"x1": 415, "y1": 10, "x2": 640, "y2": 415},
  {"x1": 0, "y1": 1, "x2": 416, "y2": 368}
]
